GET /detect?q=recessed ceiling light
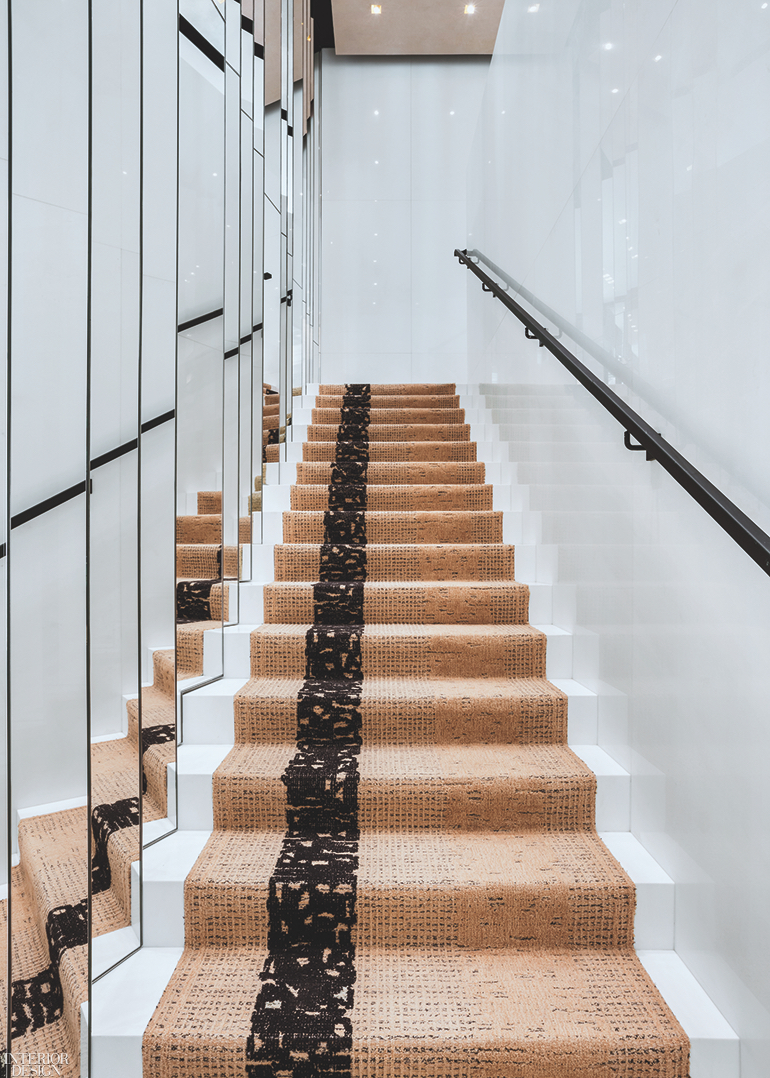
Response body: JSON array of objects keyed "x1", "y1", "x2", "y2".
[
  {"x1": 371, "y1": 4, "x2": 382, "y2": 13},
  {"x1": 465, "y1": 3, "x2": 476, "y2": 12},
  {"x1": 604, "y1": 42, "x2": 613, "y2": 50},
  {"x1": 654, "y1": 54, "x2": 662, "y2": 61},
  {"x1": 527, "y1": 3, "x2": 540, "y2": 10}
]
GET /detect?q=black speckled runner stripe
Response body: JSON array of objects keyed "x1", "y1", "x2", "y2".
[
  {"x1": 246, "y1": 386, "x2": 370, "y2": 1077},
  {"x1": 11, "y1": 898, "x2": 88, "y2": 1038}
]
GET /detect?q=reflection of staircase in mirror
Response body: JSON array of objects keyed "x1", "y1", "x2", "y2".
[
  {"x1": 262, "y1": 383, "x2": 282, "y2": 467},
  {"x1": 0, "y1": 650, "x2": 177, "y2": 1071},
  {"x1": 141, "y1": 383, "x2": 689, "y2": 1077}
]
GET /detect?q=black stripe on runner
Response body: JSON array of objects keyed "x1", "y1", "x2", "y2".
[{"x1": 246, "y1": 386, "x2": 371, "y2": 1077}]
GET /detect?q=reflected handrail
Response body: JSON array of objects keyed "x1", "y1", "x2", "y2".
[{"x1": 456, "y1": 247, "x2": 770, "y2": 578}]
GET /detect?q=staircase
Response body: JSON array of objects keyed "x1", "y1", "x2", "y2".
[
  {"x1": 85, "y1": 381, "x2": 737, "y2": 1078},
  {"x1": 138, "y1": 382, "x2": 689, "y2": 1077}
]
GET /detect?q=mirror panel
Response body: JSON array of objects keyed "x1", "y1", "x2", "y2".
[
  {"x1": 0, "y1": 0, "x2": 8, "y2": 1052},
  {"x1": 88, "y1": 0, "x2": 143, "y2": 986},
  {"x1": 176, "y1": 16, "x2": 226, "y2": 702},
  {"x1": 7, "y1": 1, "x2": 90, "y2": 1068}
]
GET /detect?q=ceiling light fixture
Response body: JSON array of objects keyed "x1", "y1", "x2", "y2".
[
  {"x1": 371, "y1": 4, "x2": 382, "y2": 13},
  {"x1": 528, "y1": 3, "x2": 540, "y2": 11},
  {"x1": 465, "y1": 4, "x2": 476, "y2": 12}
]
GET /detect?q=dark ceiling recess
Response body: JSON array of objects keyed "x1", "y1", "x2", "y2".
[{"x1": 311, "y1": 0, "x2": 335, "y2": 51}]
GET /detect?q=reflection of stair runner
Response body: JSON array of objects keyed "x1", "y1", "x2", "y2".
[
  {"x1": 144, "y1": 383, "x2": 689, "y2": 1077},
  {"x1": 0, "y1": 483, "x2": 237, "y2": 1067},
  {"x1": 0, "y1": 649, "x2": 177, "y2": 1071},
  {"x1": 263, "y1": 384, "x2": 281, "y2": 464}
]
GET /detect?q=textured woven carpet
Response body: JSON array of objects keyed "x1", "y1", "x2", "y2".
[{"x1": 144, "y1": 383, "x2": 689, "y2": 1076}]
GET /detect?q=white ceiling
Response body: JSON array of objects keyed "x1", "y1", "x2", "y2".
[{"x1": 330, "y1": 0, "x2": 505, "y2": 55}]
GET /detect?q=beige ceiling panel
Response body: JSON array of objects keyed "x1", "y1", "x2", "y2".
[
  {"x1": 331, "y1": 0, "x2": 504, "y2": 55},
  {"x1": 254, "y1": 0, "x2": 265, "y2": 47},
  {"x1": 265, "y1": 0, "x2": 281, "y2": 104}
]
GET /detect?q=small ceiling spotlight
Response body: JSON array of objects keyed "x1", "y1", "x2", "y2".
[
  {"x1": 371, "y1": 4, "x2": 382, "y2": 12},
  {"x1": 465, "y1": 3, "x2": 476, "y2": 12},
  {"x1": 527, "y1": 3, "x2": 540, "y2": 10}
]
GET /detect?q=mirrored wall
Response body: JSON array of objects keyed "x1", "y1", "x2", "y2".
[{"x1": 2, "y1": 0, "x2": 319, "y2": 1071}]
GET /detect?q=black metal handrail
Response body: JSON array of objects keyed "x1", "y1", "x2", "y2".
[{"x1": 455, "y1": 247, "x2": 770, "y2": 577}]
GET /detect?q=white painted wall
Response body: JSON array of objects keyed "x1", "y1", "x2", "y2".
[
  {"x1": 319, "y1": 53, "x2": 488, "y2": 385},
  {"x1": 468, "y1": 1, "x2": 770, "y2": 1071}
]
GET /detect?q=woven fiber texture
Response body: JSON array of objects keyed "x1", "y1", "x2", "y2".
[
  {"x1": 303, "y1": 440, "x2": 478, "y2": 462},
  {"x1": 290, "y1": 484, "x2": 494, "y2": 512},
  {"x1": 307, "y1": 423, "x2": 472, "y2": 442},
  {"x1": 144, "y1": 382, "x2": 688, "y2": 1077},
  {"x1": 282, "y1": 510, "x2": 503, "y2": 544},
  {"x1": 296, "y1": 462, "x2": 486, "y2": 485},
  {"x1": 274, "y1": 542, "x2": 516, "y2": 581}
]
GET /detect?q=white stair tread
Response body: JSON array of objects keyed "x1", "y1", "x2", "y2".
[
  {"x1": 599, "y1": 832, "x2": 673, "y2": 885},
  {"x1": 571, "y1": 743, "x2": 629, "y2": 777},
  {"x1": 638, "y1": 951, "x2": 740, "y2": 1074},
  {"x1": 143, "y1": 829, "x2": 210, "y2": 882},
  {"x1": 176, "y1": 743, "x2": 231, "y2": 775},
  {"x1": 184, "y1": 677, "x2": 248, "y2": 700},
  {"x1": 550, "y1": 677, "x2": 596, "y2": 699},
  {"x1": 90, "y1": 947, "x2": 184, "y2": 1037}
]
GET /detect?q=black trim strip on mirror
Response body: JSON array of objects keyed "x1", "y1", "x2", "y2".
[
  {"x1": 178, "y1": 307, "x2": 224, "y2": 333},
  {"x1": 255, "y1": 42, "x2": 264, "y2": 59},
  {"x1": 178, "y1": 15, "x2": 225, "y2": 72},
  {"x1": 141, "y1": 408, "x2": 175, "y2": 435},
  {"x1": 0, "y1": 410, "x2": 177, "y2": 555},
  {"x1": 224, "y1": 346, "x2": 238, "y2": 359},
  {"x1": 241, "y1": 14, "x2": 254, "y2": 34},
  {"x1": 456, "y1": 247, "x2": 770, "y2": 578},
  {"x1": 240, "y1": 333, "x2": 252, "y2": 345},
  {"x1": 10, "y1": 480, "x2": 88, "y2": 531},
  {"x1": 253, "y1": 322, "x2": 263, "y2": 332}
]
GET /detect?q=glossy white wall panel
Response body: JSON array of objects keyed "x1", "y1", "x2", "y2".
[
  {"x1": 179, "y1": 53, "x2": 225, "y2": 323},
  {"x1": 321, "y1": 56, "x2": 411, "y2": 202},
  {"x1": 142, "y1": 276, "x2": 178, "y2": 421},
  {"x1": 320, "y1": 54, "x2": 488, "y2": 384},
  {"x1": 409, "y1": 58, "x2": 488, "y2": 202},
  {"x1": 410, "y1": 199, "x2": 469, "y2": 355},
  {"x1": 11, "y1": 0, "x2": 88, "y2": 215},
  {"x1": 319, "y1": 352, "x2": 414, "y2": 386},
  {"x1": 90, "y1": 243, "x2": 141, "y2": 457},
  {"x1": 9, "y1": 502, "x2": 87, "y2": 813},
  {"x1": 322, "y1": 199, "x2": 412, "y2": 355},
  {"x1": 144, "y1": 0, "x2": 178, "y2": 287},
  {"x1": 10, "y1": 195, "x2": 87, "y2": 511}
]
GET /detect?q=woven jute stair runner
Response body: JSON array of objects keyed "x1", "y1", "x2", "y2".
[{"x1": 144, "y1": 383, "x2": 689, "y2": 1076}]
